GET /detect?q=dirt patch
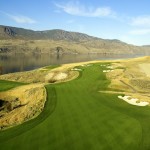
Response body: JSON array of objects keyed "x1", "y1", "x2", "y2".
[{"x1": 0, "y1": 83, "x2": 46, "y2": 130}]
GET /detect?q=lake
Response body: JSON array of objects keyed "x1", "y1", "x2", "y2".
[{"x1": 0, "y1": 53, "x2": 144, "y2": 75}]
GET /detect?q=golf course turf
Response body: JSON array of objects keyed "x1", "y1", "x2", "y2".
[
  {"x1": 0, "y1": 62, "x2": 150, "y2": 150},
  {"x1": 0, "y1": 80, "x2": 26, "y2": 92}
]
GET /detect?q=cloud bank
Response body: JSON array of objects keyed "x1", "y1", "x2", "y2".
[
  {"x1": 8, "y1": 14, "x2": 36, "y2": 24},
  {"x1": 55, "y1": 1, "x2": 116, "y2": 18},
  {"x1": 0, "y1": 11, "x2": 36, "y2": 24}
]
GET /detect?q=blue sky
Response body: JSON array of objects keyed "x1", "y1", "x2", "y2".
[{"x1": 0, "y1": 0, "x2": 150, "y2": 45}]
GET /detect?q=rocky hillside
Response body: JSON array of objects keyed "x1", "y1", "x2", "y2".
[
  {"x1": 0, "y1": 25, "x2": 97, "y2": 41},
  {"x1": 0, "y1": 25, "x2": 150, "y2": 55}
]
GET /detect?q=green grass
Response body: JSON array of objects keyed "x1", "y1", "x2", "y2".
[
  {"x1": 0, "y1": 63, "x2": 150, "y2": 150},
  {"x1": 0, "y1": 80, "x2": 26, "y2": 92},
  {"x1": 43, "y1": 65, "x2": 60, "y2": 70},
  {"x1": 115, "y1": 67, "x2": 126, "y2": 70}
]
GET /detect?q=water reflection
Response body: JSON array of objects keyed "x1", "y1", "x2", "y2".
[
  {"x1": 0, "y1": 53, "x2": 144, "y2": 75},
  {"x1": 0, "y1": 66, "x2": 2, "y2": 74}
]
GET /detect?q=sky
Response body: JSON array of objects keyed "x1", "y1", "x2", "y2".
[{"x1": 0, "y1": 0, "x2": 150, "y2": 46}]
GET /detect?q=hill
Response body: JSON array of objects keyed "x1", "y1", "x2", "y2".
[
  {"x1": 0, "y1": 25, "x2": 98, "y2": 41},
  {"x1": 0, "y1": 25, "x2": 150, "y2": 55}
]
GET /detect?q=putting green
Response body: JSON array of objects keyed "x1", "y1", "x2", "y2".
[{"x1": 0, "y1": 63, "x2": 150, "y2": 150}]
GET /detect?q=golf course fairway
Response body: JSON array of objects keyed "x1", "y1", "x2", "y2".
[{"x1": 0, "y1": 62, "x2": 150, "y2": 150}]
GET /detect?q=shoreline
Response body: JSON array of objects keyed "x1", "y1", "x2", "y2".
[{"x1": 0, "y1": 54, "x2": 147, "y2": 75}]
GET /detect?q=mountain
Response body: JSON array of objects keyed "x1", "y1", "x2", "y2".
[
  {"x1": 0, "y1": 25, "x2": 98, "y2": 41},
  {"x1": 0, "y1": 25, "x2": 150, "y2": 55}
]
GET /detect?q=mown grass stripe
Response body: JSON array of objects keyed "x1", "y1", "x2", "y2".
[{"x1": 0, "y1": 63, "x2": 149, "y2": 150}]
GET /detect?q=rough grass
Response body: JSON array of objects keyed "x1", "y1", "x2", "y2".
[
  {"x1": 0, "y1": 63, "x2": 150, "y2": 150},
  {"x1": 0, "y1": 65, "x2": 60, "y2": 83},
  {"x1": 130, "y1": 79, "x2": 150, "y2": 89}
]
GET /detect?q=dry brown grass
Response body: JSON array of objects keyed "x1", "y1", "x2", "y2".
[
  {"x1": 139, "y1": 63, "x2": 150, "y2": 77},
  {"x1": 0, "y1": 83, "x2": 46, "y2": 129},
  {"x1": 105, "y1": 56, "x2": 150, "y2": 105}
]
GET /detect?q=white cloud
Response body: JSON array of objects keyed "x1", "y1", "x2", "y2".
[
  {"x1": 54, "y1": 1, "x2": 116, "y2": 18},
  {"x1": 8, "y1": 14, "x2": 36, "y2": 24},
  {"x1": 131, "y1": 16, "x2": 150, "y2": 26},
  {"x1": 1, "y1": 11, "x2": 36, "y2": 24},
  {"x1": 129, "y1": 29, "x2": 150, "y2": 35}
]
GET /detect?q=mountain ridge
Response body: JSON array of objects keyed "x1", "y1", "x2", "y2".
[
  {"x1": 0, "y1": 25, "x2": 126, "y2": 44},
  {"x1": 0, "y1": 25, "x2": 98, "y2": 41},
  {"x1": 0, "y1": 25, "x2": 150, "y2": 55}
]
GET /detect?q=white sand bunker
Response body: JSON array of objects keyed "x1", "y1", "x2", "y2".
[
  {"x1": 45, "y1": 72, "x2": 54, "y2": 81},
  {"x1": 101, "y1": 64, "x2": 114, "y2": 73},
  {"x1": 100, "y1": 65, "x2": 113, "y2": 69},
  {"x1": 71, "y1": 68, "x2": 82, "y2": 71},
  {"x1": 54, "y1": 72, "x2": 68, "y2": 80},
  {"x1": 45, "y1": 72, "x2": 68, "y2": 82},
  {"x1": 118, "y1": 95, "x2": 149, "y2": 106},
  {"x1": 103, "y1": 70, "x2": 114, "y2": 73},
  {"x1": 107, "y1": 66, "x2": 113, "y2": 69}
]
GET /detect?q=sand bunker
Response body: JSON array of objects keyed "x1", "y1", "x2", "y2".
[
  {"x1": 54, "y1": 72, "x2": 68, "y2": 80},
  {"x1": 71, "y1": 68, "x2": 82, "y2": 71},
  {"x1": 103, "y1": 70, "x2": 114, "y2": 73},
  {"x1": 107, "y1": 66, "x2": 113, "y2": 69},
  {"x1": 101, "y1": 64, "x2": 114, "y2": 73},
  {"x1": 118, "y1": 95, "x2": 149, "y2": 106},
  {"x1": 45, "y1": 72, "x2": 68, "y2": 83},
  {"x1": 45, "y1": 73, "x2": 54, "y2": 81},
  {"x1": 139, "y1": 63, "x2": 150, "y2": 77}
]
